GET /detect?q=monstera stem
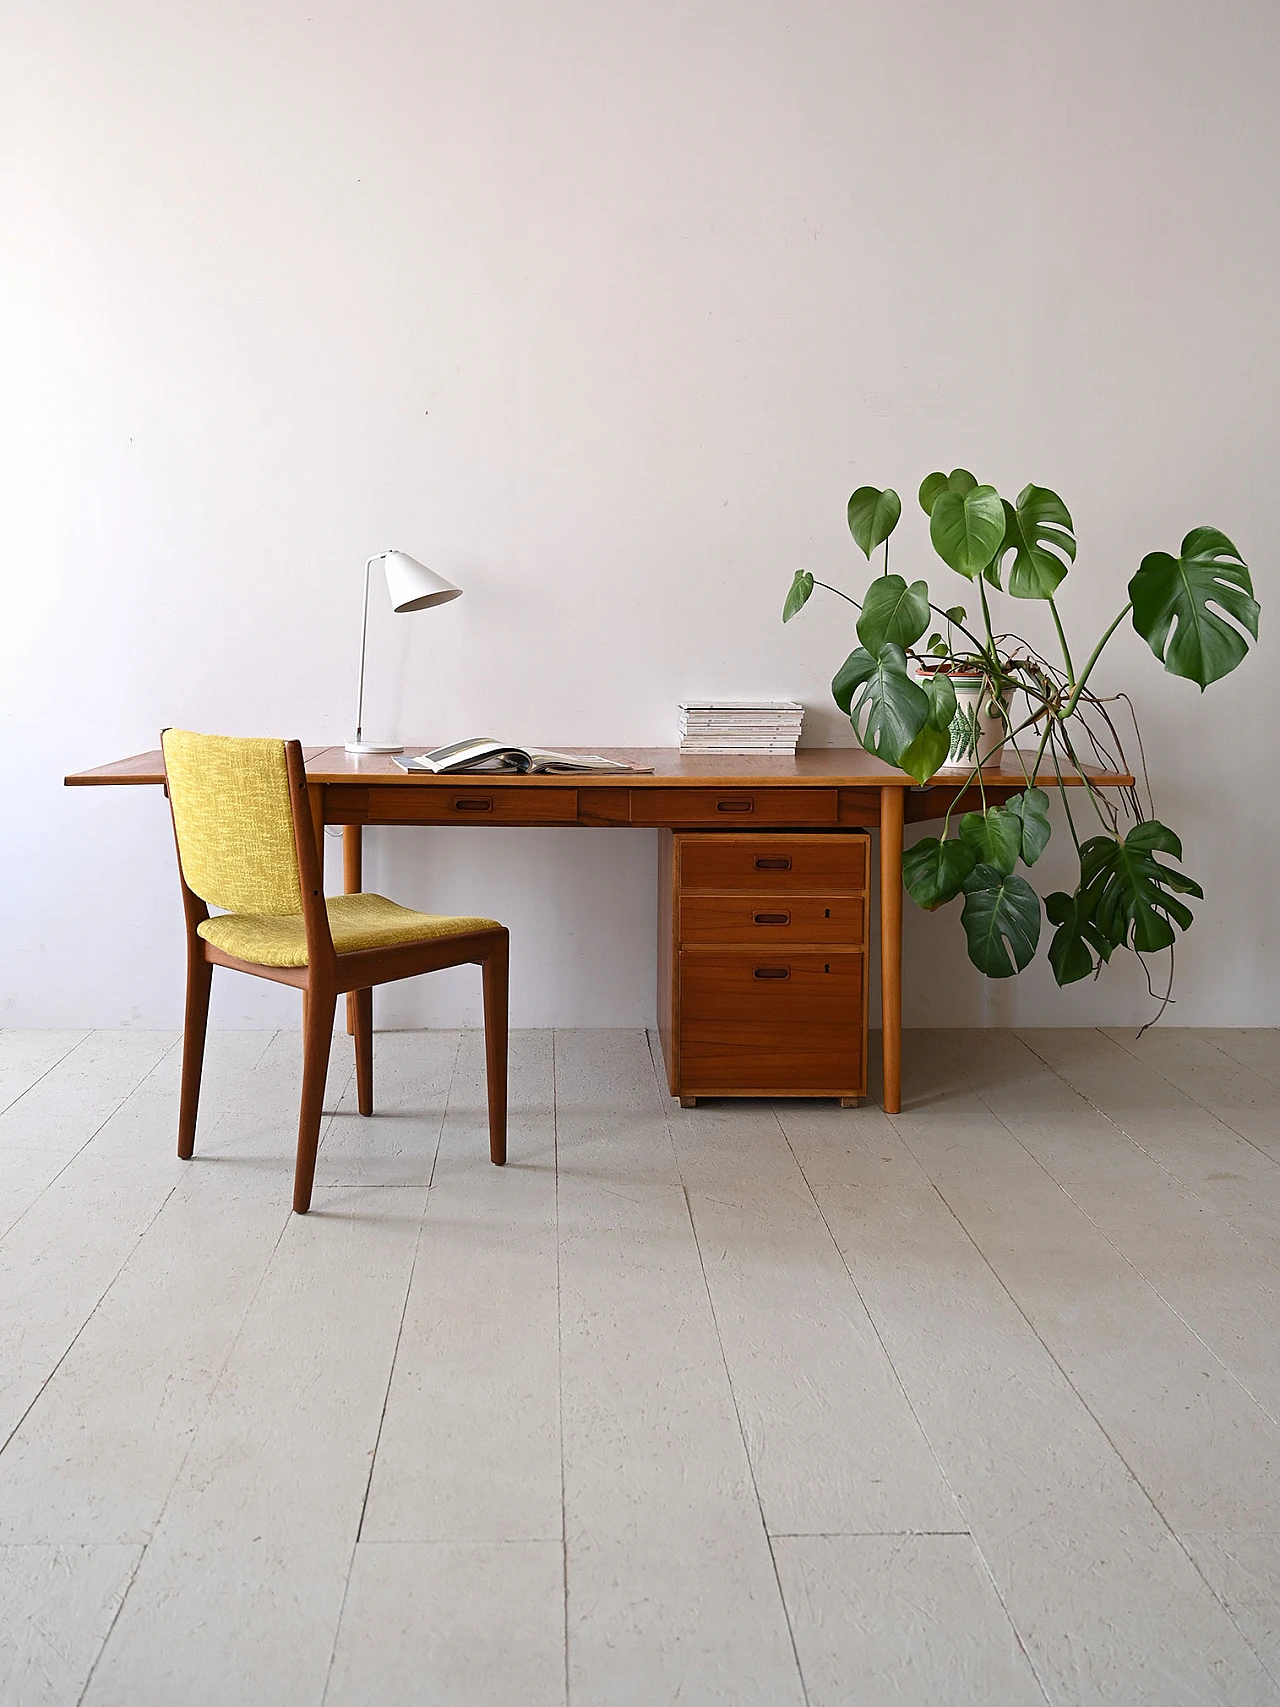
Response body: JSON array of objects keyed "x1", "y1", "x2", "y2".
[
  {"x1": 813, "y1": 580, "x2": 861, "y2": 609},
  {"x1": 926, "y1": 602, "x2": 987, "y2": 656},
  {"x1": 1049, "y1": 597, "x2": 1076, "y2": 685},
  {"x1": 1046, "y1": 725, "x2": 1083, "y2": 856},
  {"x1": 1057, "y1": 718, "x2": 1120, "y2": 835},
  {"x1": 1001, "y1": 698, "x2": 1037, "y2": 792},
  {"x1": 977, "y1": 576, "x2": 997, "y2": 663},
  {"x1": 938, "y1": 710, "x2": 1042, "y2": 840},
  {"x1": 1061, "y1": 603, "x2": 1132, "y2": 719}
]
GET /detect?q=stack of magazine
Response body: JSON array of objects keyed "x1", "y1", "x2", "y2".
[{"x1": 677, "y1": 700, "x2": 803, "y2": 754}]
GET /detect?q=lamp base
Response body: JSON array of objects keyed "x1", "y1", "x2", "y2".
[{"x1": 345, "y1": 740, "x2": 405, "y2": 754}]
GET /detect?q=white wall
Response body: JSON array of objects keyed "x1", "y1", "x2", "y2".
[{"x1": 4, "y1": 0, "x2": 1276, "y2": 1030}]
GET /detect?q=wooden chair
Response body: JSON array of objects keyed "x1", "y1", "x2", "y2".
[{"x1": 161, "y1": 729, "x2": 508, "y2": 1212}]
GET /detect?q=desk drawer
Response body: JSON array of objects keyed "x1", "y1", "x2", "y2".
[
  {"x1": 680, "y1": 894, "x2": 865, "y2": 947},
  {"x1": 365, "y1": 785, "x2": 579, "y2": 825},
  {"x1": 677, "y1": 833, "x2": 867, "y2": 893},
  {"x1": 678, "y1": 951, "x2": 864, "y2": 1094},
  {"x1": 632, "y1": 788, "x2": 836, "y2": 827}
]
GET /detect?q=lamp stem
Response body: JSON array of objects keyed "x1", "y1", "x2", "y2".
[{"x1": 353, "y1": 553, "x2": 380, "y2": 745}]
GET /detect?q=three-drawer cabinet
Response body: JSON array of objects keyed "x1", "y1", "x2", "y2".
[{"x1": 657, "y1": 831, "x2": 869, "y2": 1105}]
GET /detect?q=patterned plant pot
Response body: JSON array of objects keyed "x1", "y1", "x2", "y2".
[{"x1": 938, "y1": 675, "x2": 1015, "y2": 771}]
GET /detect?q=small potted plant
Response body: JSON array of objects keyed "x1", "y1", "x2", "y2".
[{"x1": 783, "y1": 471, "x2": 1260, "y2": 1009}]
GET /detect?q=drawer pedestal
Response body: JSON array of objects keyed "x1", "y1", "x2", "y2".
[{"x1": 658, "y1": 831, "x2": 869, "y2": 1104}]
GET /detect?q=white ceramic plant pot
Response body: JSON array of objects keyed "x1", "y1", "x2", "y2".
[{"x1": 938, "y1": 675, "x2": 1015, "y2": 772}]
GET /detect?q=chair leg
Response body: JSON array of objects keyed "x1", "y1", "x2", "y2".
[
  {"x1": 353, "y1": 987, "x2": 373, "y2": 1116},
  {"x1": 177, "y1": 950, "x2": 213, "y2": 1160},
  {"x1": 293, "y1": 985, "x2": 337, "y2": 1214},
  {"x1": 482, "y1": 934, "x2": 509, "y2": 1166}
]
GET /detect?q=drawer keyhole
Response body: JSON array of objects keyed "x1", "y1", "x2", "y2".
[
  {"x1": 753, "y1": 966, "x2": 790, "y2": 980},
  {"x1": 753, "y1": 912, "x2": 790, "y2": 926},
  {"x1": 824, "y1": 908, "x2": 831, "y2": 918},
  {"x1": 454, "y1": 797, "x2": 493, "y2": 812},
  {"x1": 717, "y1": 798, "x2": 754, "y2": 814},
  {"x1": 754, "y1": 856, "x2": 791, "y2": 870}
]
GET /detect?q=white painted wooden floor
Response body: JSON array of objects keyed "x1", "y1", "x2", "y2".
[{"x1": 1, "y1": 1025, "x2": 1279, "y2": 1706}]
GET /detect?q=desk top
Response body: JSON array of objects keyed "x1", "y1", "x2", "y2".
[{"x1": 65, "y1": 746, "x2": 1133, "y2": 790}]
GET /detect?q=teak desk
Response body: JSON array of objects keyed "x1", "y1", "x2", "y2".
[{"x1": 65, "y1": 746, "x2": 1131, "y2": 1114}]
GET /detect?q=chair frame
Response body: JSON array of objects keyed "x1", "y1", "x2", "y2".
[{"x1": 163, "y1": 738, "x2": 508, "y2": 1212}]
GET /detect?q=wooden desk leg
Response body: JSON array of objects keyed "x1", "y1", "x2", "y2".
[
  {"x1": 344, "y1": 823, "x2": 363, "y2": 1037},
  {"x1": 879, "y1": 785, "x2": 904, "y2": 1115}
]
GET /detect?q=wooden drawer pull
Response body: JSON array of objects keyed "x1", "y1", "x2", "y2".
[
  {"x1": 753, "y1": 912, "x2": 790, "y2": 926},
  {"x1": 454, "y1": 797, "x2": 493, "y2": 812},
  {"x1": 753, "y1": 966, "x2": 790, "y2": 980},
  {"x1": 754, "y1": 855, "x2": 791, "y2": 870},
  {"x1": 716, "y1": 798, "x2": 754, "y2": 813}
]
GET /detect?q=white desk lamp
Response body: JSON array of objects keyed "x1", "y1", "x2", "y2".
[{"x1": 346, "y1": 550, "x2": 462, "y2": 754}]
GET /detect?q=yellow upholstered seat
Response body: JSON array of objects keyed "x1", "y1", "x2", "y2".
[
  {"x1": 161, "y1": 729, "x2": 509, "y2": 1213},
  {"x1": 199, "y1": 893, "x2": 501, "y2": 968}
]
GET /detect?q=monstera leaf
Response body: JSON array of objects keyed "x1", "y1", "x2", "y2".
[
  {"x1": 896, "y1": 668, "x2": 957, "y2": 782},
  {"x1": 856, "y1": 574, "x2": 931, "y2": 653},
  {"x1": 1129, "y1": 528, "x2": 1258, "y2": 688},
  {"x1": 897, "y1": 724, "x2": 949, "y2": 782},
  {"x1": 903, "y1": 835, "x2": 978, "y2": 909},
  {"x1": 919, "y1": 669, "x2": 957, "y2": 730},
  {"x1": 1044, "y1": 889, "x2": 1114, "y2": 985},
  {"x1": 832, "y1": 646, "x2": 875, "y2": 715},
  {"x1": 783, "y1": 570, "x2": 814, "y2": 622},
  {"x1": 919, "y1": 469, "x2": 977, "y2": 515},
  {"x1": 1076, "y1": 820, "x2": 1203, "y2": 954},
  {"x1": 831, "y1": 642, "x2": 930, "y2": 774},
  {"x1": 847, "y1": 486, "x2": 902, "y2": 560},
  {"x1": 930, "y1": 483, "x2": 1006, "y2": 581},
  {"x1": 960, "y1": 864, "x2": 1041, "y2": 977},
  {"x1": 959, "y1": 806, "x2": 1021, "y2": 877},
  {"x1": 1006, "y1": 786, "x2": 1051, "y2": 865},
  {"x1": 998, "y1": 485, "x2": 1076, "y2": 599}
]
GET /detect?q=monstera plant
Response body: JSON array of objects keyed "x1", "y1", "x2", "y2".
[{"x1": 783, "y1": 471, "x2": 1259, "y2": 1005}]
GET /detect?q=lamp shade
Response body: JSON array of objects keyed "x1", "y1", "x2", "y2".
[{"x1": 382, "y1": 550, "x2": 462, "y2": 613}]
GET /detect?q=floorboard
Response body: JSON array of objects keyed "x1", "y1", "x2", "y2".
[
  {"x1": 936, "y1": 1028, "x2": 1280, "y2": 1422},
  {"x1": 664, "y1": 1091, "x2": 962, "y2": 1538},
  {"x1": 896, "y1": 1036, "x2": 1280, "y2": 1537},
  {"x1": 556, "y1": 1030, "x2": 805, "y2": 1707},
  {"x1": 0, "y1": 1031, "x2": 90, "y2": 1118},
  {"x1": 325, "y1": 1541, "x2": 566, "y2": 1707},
  {"x1": 0, "y1": 1543, "x2": 141, "y2": 1707},
  {"x1": 0, "y1": 1161, "x2": 287, "y2": 1543},
  {"x1": 0, "y1": 1026, "x2": 1278, "y2": 1705},
  {"x1": 1103, "y1": 1025, "x2": 1280, "y2": 1161},
  {"x1": 81, "y1": 1537, "x2": 351, "y2": 1707},
  {"x1": 1191, "y1": 1029, "x2": 1280, "y2": 1088},
  {"x1": 1021, "y1": 1028, "x2": 1280, "y2": 1277},
  {"x1": 774, "y1": 1533, "x2": 1044, "y2": 1706},
  {"x1": 360, "y1": 1030, "x2": 561, "y2": 1543},
  {"x1": 779, "y1": 1060, "x2": 1279, "y2": 1706}
]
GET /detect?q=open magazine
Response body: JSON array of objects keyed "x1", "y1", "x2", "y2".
[{"x1": 394, "y1": 738, "x2": 652, "y2": 775}]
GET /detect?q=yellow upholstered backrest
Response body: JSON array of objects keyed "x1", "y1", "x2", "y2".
[{"x1": 162, "y1": 729, "x2": 305, "y2": 916}]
